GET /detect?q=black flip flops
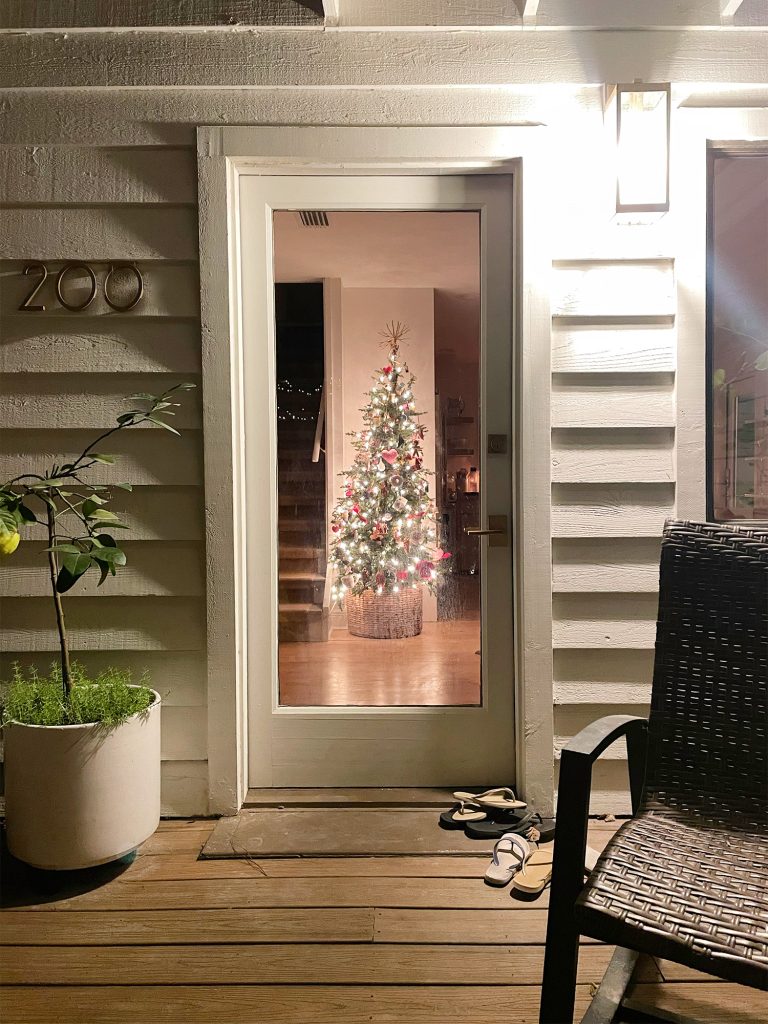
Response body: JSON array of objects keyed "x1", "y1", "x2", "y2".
[{"x1": 465, "y1": 811, "x2": 556, "y2": 842}]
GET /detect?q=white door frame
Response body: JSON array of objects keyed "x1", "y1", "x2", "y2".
[{"x1": 197, "y1": 126, "x2": 554, "y2": 815}]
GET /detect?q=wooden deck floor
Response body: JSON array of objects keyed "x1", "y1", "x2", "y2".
[{"x1": 1, "y1": 819, "x2": 764, "y2": 1023}]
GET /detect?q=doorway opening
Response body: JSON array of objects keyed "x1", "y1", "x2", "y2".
[{"x1": 273, "y1": 210, "x2": 482, "y2": 709}]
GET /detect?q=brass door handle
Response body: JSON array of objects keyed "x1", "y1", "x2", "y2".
[{"x1": 464, "y1": 515, "x2": 508, "y2": 547}]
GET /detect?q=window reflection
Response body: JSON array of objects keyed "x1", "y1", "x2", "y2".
[{"x1": 709, "y1": 153, "x2": 768, "y2": 521}]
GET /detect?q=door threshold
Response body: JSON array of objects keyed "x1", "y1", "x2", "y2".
[{"x1": 244, "y1": 787, "x2": 457, "y2": 808}]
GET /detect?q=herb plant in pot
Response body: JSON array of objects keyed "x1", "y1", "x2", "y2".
[{"x1": 0, "y1": 384, "x2": 195, "y2": 870}]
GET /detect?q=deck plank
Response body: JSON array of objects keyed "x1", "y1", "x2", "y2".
[
  {"x1": 8, "y1": 876, "x2": 550, "y2": 912},
  {"x1": 0, "y1": 908, "x2": 375, "y2": 945},
  {"x1": 0, "y1": 815, "x2": 742, "y2": 1024},
  {"x1": 0, "y1": 984, "x2": 595, "y2": 1024},
  {"x1": 1, "y1": 943, "x2": 618, "y2": 986}
]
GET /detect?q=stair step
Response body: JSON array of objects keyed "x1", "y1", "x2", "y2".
[
  {"x1": 278, "y1": 494, "x2": 324, "y2": 507},
  {"x1": 279, "y1": 602, "x2": 324, "y2": 617},
  {"x1": 280, "y1": 545, "x2": 322, "y2": 558},
  {"x1": 279, "y1": 519, "x2": 320, "y2": 532},
  {"x1": 279, "y1": 572, "x2": 325, "y2": 583}
]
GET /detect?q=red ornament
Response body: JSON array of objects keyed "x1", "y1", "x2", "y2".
[
  {"x1": 381, "y1": 448, "x2": 398, "y2": 465},
  {"x1": 417, "y1": 560, "x2": 434, "y2": 580},
  {"x1": 383, "y1": 365, "x2": 392, "y2": 374},
  {"x1": 396, "y1": 570, "x2": 409, "y2": 582}
]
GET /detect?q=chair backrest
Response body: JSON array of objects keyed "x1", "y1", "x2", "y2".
[{"x1": 644, "y1": 520, "x2": 768, "y2": 828}]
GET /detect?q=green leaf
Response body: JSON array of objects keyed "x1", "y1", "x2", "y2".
[
  {"x1": 92, "y1": 546, "x2": 126, "y2": 566},
  {"x1": 0, "y1": 508, "x2": 18, "y2": 532},
  {"x1": 92, "y1": 521, "x2": 129, "y2": 530},
  {"x1": 113, "y1": 482, "x2": 133, "y2": 492},
  {"x1": 47, "y1": 543, "x2": 82, "y2": 555},
  {"x1": 82, "y1": 498, "x2": 111, "y2": 518},
  {"x1": 97, "y1": 560, "x2": 111, "y2": 586},
  {"x1": 147, "y1": 416, "x2": 180, "y2": 435},
  {"x1": 87, "y1": 508, "x2": 119, "y2": 521},
  {"x1": 17, "y1": 504, "x2": 37, "y2": 524},
  {"x1": 56, "y1": 555, "x2": 91, "y2": 593},
  {"x1": 97, "y1": 534, "x2": 117, "y2": 548},
  {"x1": 174, "y1": 383, "x2": 196, "y2": 391},
  {"x1": 90, "y1": 454, "x2": 116, "y2": 465},
  {"x1": 116, "y1": 413, "x2": 137, "y2": 425},
  {"x1": 63, "y1": 552, "x2": 92, "y2": 575},
  {"x1": 33, "y1": 477, "x2": 70, "y2": 488},
  {"x1": 127, "y1": 392, "x2": 156, "y2": 402}
]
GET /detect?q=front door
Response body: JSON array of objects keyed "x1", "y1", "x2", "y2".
[{"x1": 239, "y1": 173, "x2": 516, "y2": 786}]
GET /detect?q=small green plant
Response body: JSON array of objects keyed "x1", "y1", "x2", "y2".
[
  {"x1": 2, "y1": 663, "x2": 153, "y2": 727},
  {"x1": 0, "y1": 383, "x2": 194, "y2": 725}
]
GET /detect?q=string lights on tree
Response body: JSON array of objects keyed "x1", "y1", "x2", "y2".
[{"x1": 329, "y1": 322, "x2": 450, "y2": 637}]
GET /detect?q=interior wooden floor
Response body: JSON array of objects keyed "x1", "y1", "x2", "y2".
[
  {"x1": 2, "y1": 817, "x2": 763, "y2": 1023},
  {"x1": 279, "y1": 619, "x2": 482, "y2": 706}
]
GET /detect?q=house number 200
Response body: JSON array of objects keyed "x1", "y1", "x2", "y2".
[{"x1": 19, "y1": 262, "x2": 144, "y2": 312}]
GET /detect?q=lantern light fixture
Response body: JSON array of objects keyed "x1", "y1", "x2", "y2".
[{"x1": 612, "y1": 82, "x2": 671, "y2": 214}]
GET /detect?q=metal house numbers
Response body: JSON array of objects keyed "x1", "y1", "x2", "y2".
[{"x1": 18, "y1": 262, "x2": 144, "y2": 312}]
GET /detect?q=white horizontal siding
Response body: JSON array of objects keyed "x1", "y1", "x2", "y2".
[
  {"x1": 550, "y1": 255, "x2": 674, "y2": 811},
  {"x1": 551, "y1": 428, "x2": 675, "y2": 483},
  {"x1": 0, "y1": 541, "x2": 203, "y2": 598},
  {"x1": 0, "y1": 207, "x2": 199, "y2": 261},
  {"x1": 551, "y1": 483, "x2": 675, "y2": 538},
  {"x1": 0, "y1": 147, "x2": 197, "y2": 205},
  {"x1": 0, "y1": 374, "x2": 202, "y2": 430},
  {"x1": 0, "y1": 134, "x2": 208, "y2": 813},
  {"x1": 552, "y1": 323, "x2": 676, "y2": 373},
  {"x1": 1, "y1": 260, "x2": 200, "y2": 319}
]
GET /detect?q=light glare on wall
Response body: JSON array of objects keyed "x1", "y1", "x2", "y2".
[{"x1": 615, "y1": 83, "x2": 670, "y2": 213}]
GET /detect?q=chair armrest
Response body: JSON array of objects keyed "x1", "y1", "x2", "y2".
[
  {"x1": 547, "y1": 716, "x2": 649, "y2": 947},
  {"x1": 542, "y1": 715, "x2": 649, "y2": 1024},
  {"x1": 563, "y1": 712, "x2": 648, "y2": 762}
]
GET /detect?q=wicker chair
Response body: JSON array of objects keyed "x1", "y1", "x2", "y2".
[{"x1": 540, "y1": 520, "x2": 768, "y2": 1024}]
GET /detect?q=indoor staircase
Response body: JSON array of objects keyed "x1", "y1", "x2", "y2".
[{"x1": 277, "y1": 408, "x2": 330, "y2": 643}]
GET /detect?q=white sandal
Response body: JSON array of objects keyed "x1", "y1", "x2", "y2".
[
  {"x1": 484, "y1": 833, "x2": 532, "y2": 887},
  {"x1": 455, "y1": 786, "x2": 527, "y2": 811}
]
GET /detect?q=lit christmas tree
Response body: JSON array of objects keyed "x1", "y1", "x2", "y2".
[{"x1": 330, "y1": 322, "x2": 450, "y2": 638}]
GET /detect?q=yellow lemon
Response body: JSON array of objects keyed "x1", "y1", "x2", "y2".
[{"x1": 0, "y1": 529, "x2": 21, "y2": 556}]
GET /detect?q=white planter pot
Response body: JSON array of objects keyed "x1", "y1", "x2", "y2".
[{"x1": 3, "y1": 689, "x2": 161, "y2": 870}]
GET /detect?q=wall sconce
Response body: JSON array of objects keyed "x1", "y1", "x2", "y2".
[{"x1": 612, "y1": 83, "x2": 671, "y2": 214}]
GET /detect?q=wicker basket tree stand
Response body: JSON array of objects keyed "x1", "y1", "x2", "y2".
[{"x1": 345, "y1": 587, "x2": 423, "y2": 639}]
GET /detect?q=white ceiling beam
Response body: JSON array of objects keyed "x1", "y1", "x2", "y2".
[
  {"x1": 720, "y1": 0, "x2": 744, "y2": 22},
  {"x1": 523, "y1": 0, "x2": 541, "y2": 25},
  {"x1": 322, "y1": 0, "x2": 340, "y2": 26}
]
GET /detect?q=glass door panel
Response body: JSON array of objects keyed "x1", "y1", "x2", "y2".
[{"x1": 272, "y1": 211, "x2": 482, "y2": 707}]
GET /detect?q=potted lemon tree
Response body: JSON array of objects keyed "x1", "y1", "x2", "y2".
[{"x1": 0, "y1": 384, "x2": 194, "y2": 870}]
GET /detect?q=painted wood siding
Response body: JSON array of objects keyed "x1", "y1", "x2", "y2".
[
  {"x1": 551, "y1": 258, "x2": 677, "y2": 813},
  {"x1": 0, "y1": 145, "x2": 207, "y2": 816},
  {"x1": 1, "y1": 21, "x2": 762, "y2": 814}
]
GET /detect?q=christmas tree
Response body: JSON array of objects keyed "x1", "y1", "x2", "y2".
[{"x1": 330, "y1": 322, "x2": 450, "y2": 608}]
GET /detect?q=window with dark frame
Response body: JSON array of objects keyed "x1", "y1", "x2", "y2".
[{"x1": 707, "y1": 150, "x2": 768, "y2": 522}]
